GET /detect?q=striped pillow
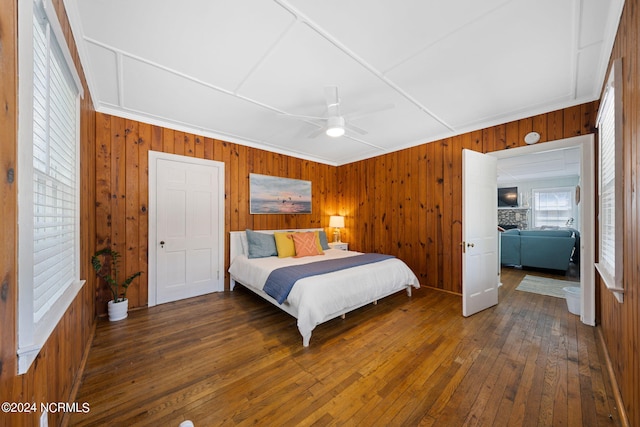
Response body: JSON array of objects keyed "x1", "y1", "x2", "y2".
[{"x1": 292, "y1": 232, "x2": 324, "y2": 258}]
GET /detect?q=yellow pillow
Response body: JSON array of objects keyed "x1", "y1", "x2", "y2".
[
  {"x1": 274, "y1": 232, "x2": 296, "y2": 258},
  {"x1": 313, "y1": 231, "x2": 325, "y2": 253}
]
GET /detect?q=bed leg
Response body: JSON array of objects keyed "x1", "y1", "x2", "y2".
[
  {"x1": 230, "y1": 279, "x2": 236, "y2": 291},
  {"x1": 373, "y1": 300, "x2": 378, "y2": 305},
  {"x1": 341, "y1": 313, "x2": 346, "y2": 319},
  {"x1": 406, "y1": 286, "x2": 412, "y2": 297},
  {"x1": 302, "y1": 333, "x2": 311, "y2": 347}
]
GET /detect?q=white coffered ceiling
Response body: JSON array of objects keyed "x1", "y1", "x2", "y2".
[
  {"x1": 497, "y1": 147, "x2": 581, "y2": 184},
  {"x1": 64, "y1": 0, "x2": 624, "y2": 165}
]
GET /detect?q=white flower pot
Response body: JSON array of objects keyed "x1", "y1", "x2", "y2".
[{"x1": 108, "y1": 298, "x2": 128, "y2": 321}]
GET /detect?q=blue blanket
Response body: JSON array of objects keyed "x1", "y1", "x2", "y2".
[{"x1": 264, "y1": 253, "x2": 394, "y2": 304}]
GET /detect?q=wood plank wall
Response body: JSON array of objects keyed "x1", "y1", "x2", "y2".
[
  {"x1": 336, "y1": 102, "x2": 598, "y2": 293},
  {"x1": 0, "y1": 1, "x2": 97, "y2": 426},
  {"x1": 597, "y1": 0, "x2": 640, "y2": 424},
  {"x1": 0, "y1": 0, "x2": 19, "y2": 421},
  {"x1": 95, "y1": 102, "x2": 596, "y2": 305},
  {"x1": 94, "y1": 114, "x2": 338, "y2": 315}
]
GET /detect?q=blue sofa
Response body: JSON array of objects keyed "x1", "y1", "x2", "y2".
[{"x1": 500, "y1": 229, "x2": 578, "y2": 271}]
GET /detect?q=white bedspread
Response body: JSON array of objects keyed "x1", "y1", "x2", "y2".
[{"x1": 229, "y1": 249, "x2": 420, "y2": 345}]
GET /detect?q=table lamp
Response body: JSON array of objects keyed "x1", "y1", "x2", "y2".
[{"x1": 329, "y1": 215, "x2": 345, "y2": 243}]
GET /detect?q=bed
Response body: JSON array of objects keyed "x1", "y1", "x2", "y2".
[{"x1": 228, "y1": 228, "x2": 420, "y2": 346}]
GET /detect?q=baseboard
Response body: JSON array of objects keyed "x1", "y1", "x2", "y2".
[
  {"x1": 596, "y1": 326, "x2": 630, "y2": 427},
  {"x1": 61, "y1": 319, "x2": 97, "y2": 427},
  {"x1": 422, "y1": 285, "x2": 462, "y2": 297}
]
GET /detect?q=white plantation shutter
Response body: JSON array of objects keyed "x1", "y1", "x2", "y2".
[
  {"x1": 598, "y1": 89, "x2": 615, "y2": 277},
  {"x1": 32, "y1": 9, "x2": 79, "y2": 322},
  {"x1": 18, "y1": 0, "x2": 84, "y2": 373},
  {"x1": 595, "y1": 58, "x2": 623, "y2": 299}
]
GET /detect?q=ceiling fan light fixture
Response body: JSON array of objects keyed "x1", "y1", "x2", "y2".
[{"x1": 326, "y1": 116, "x2": 345, "y2": 137}]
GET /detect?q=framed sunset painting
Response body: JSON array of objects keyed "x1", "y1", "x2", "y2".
[{"x1": 249, "y1": 173, "x2": 312, "y2": 214}]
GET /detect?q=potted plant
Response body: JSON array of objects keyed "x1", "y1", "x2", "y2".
[{"x1": 92, "y1": 248, "x2": 142, "y2": 321}]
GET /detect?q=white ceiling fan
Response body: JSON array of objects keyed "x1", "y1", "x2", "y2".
[{"x1": 279, "y1": 86, "x2": 393, "y2": 138}]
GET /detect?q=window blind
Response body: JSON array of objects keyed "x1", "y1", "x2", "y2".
[
  {"x1": 32, "y1": 7, "x2": 79, "y2": 323},
  {"x1": 32, "y1": 8, "x2": 78, "y2": 323},
  {"x1": 598, "y1": 87, "x2": 616, "y2": 279},
  {"x1": 532, "y1": 188, "x2": 574, "y2": 228},
  {"x1": 595, "y1": 57, "x2": 623, "y2": 299}
]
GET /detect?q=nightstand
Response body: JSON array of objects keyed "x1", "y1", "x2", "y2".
[{"x1": 328, "y1": 242, "x2": 349, "y2": 251}]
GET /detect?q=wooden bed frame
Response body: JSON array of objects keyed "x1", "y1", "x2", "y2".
[{"x1": 229, "y1": 229, "x2": 414, "y2": 346}]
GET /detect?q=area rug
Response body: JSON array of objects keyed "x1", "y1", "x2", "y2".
[{"x1": 515, "y1": 275, "x2": 577, "y2": 298}]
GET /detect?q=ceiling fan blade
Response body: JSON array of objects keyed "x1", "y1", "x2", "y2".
[
  {"x1": 277, "y1": 112, "x2": 326, "y2": 121},
  {"x1": 345, "y1": 122, "x2": 368, "y2": 136},
  {"x1": 346, "y1": 103, "x2": 395, "y2": 121},
  {"x1": 306, "y1": 126, "x2": 327, "y2": 139}
]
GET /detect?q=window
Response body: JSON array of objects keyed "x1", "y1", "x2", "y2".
[
  {"x1": 17, "y1": 0, "x2": 84, "y2": 373},
  {"x1": 532, "y1": 187, "x2": 576, "y2": 228},
  {"x1": 595, "y1": 58, "x2": 623, "y2": 301}
]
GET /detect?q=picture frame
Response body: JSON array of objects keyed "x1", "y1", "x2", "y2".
[{"x1": 249, "y1": 173, "x2": 312, "y2": 214}]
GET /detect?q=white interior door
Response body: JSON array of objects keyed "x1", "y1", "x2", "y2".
[
  {"x1": 149, "y1": 152, "x2": 224, "y2": 305},
  {"x1": 462, "y1": 149, "x2": 499, "y2": 316}
]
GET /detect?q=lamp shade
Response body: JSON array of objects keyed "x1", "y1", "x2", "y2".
[{"x1": 329, "y1": 215, "x2": 345, "y2": 228}]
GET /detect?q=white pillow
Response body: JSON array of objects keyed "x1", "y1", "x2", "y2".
[{"x1": 240, "y1": 232, "x2": 249, "y2": 256}]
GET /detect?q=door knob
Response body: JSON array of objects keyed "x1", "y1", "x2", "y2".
[
  {"x1": 160, "y1": 240, "x2": 165, "y2": 248},
  {"x1": 467, "y1": 242, "x2": 475, "y2": 248}
]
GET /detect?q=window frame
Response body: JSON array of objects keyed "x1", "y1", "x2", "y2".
[
  {"x1": 17, "y1": 0, "x2": 85, "y2": 374},
  {"x1": 594, "y1": 58, "x2": 624, "y2": 302},
  {"x1": 531, "y1": 186, "x2": 578, "y2": 229}
]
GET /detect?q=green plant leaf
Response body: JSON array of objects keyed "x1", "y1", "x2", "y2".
[{"x1": 92, "y1": 248, "x2": 142, "y2": 303}]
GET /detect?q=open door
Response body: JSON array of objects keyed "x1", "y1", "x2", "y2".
[{"x1": 462, "y1": 149, "x2": 499, "y2": 316}]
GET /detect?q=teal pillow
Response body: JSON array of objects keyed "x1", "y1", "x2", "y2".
[
  {"x1": 245, "y1": 229, "x2": 277, "y2": 258},
  {"x1": 520, "y1": 230, "x2": 572, "y2": 238},
  {"x1": 318, "y1": 230, "x2": 330, "y2": 250}
]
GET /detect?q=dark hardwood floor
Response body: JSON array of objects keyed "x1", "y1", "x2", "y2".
[{"x1": 68, "y1": 268, "x2": 619, "y2": 426}]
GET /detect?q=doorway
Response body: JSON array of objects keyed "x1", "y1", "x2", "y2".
[{"x1": 488, "y1": 134, "x2": 595, "y2": 325}]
